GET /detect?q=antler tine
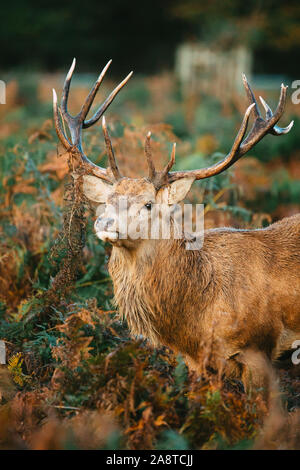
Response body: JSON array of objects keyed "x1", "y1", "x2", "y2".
[
  {"x1": 259, "y1": 95, "x2": 272, "y2": 119},
  {"x1": 52, "y1": 88, "x2": 72, "y2": 150},
  {"x1": 102, "y1": 116, "x2": 121, "y2": 181},
  {"x1": 242, "y1": 73, "x2": 261, "y2": 119},
  {"x1": 83, "y1": 71, "x2": 133, "y2": 128},
  {"x1": 259, "y1": 95, "x2": 294, "y2": 136},
  {"x1": 164, "y1": 143, "x2": 176, "y2": 173},
  {"x1": 144, "y1": 132, "x2": 177, "y2": 187},
  {"x1": 61, "y1": 57, "x2": 76, "y2": 118},
  {"x1": 158, "y1": 143, "x2": 176, "y2": 184},
  {"x1": 167, "y1": 75, "x2": 293, "y2": 184},
  {"x1": 145, "y1": 132, "x2": 156, "y2": 180},
  {"x1": 79, "y1": 59, "x2": 112, "y2": 122}
]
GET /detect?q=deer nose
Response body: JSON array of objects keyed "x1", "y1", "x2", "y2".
[{"x1": 94, "y1": 217, "x2": 115, "y2": 232}]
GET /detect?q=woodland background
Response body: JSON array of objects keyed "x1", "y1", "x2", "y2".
[{"x1": 0, "y1": 0, "x2": 299, "y2": 449}]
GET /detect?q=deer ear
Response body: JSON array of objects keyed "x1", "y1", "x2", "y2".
[
  {"x1": 82, "y1": 175, "x2": 113, "y2": 203},
  {"x1": 156, "y1": 177, "x2": 195, "y2": 204}
]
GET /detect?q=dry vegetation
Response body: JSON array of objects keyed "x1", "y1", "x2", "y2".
[{"x1": 0, "y1": 73, "x2": 299, "y2": 449}]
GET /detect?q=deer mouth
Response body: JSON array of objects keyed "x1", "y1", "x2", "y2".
[{"x1": 95, "y1": 230, "x2": 119, "y2": 243}]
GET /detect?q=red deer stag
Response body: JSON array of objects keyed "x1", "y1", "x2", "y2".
[{"x1": 53, "y1": 60, "x2": 300, "y2": 389}]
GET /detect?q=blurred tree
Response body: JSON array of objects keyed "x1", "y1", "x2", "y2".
[
  {"x1": 1, "y1": 0, "x2": 300, "y2": 76},
  {"x1": 170, "y1": 0, "x2": 300, "y2": 75},
  {"x1": 0, "y1": 0, "x2": 186, "y2": 74}
]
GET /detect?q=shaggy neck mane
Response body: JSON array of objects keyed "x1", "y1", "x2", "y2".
[{"x1": 108, "y1": 237, "x2": 214, "y2": 348}]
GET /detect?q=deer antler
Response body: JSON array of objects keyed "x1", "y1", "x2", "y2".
[
  {"x1": 53, "y1": 58, "x2": 132, "y2": 182},
  {"x1": 144, "y1": 132, "x2": 176, "y2": 189},
  {"x1": 148, "y1": 75, "x2": 293, "y2": 186},
  {"x1": 102, "y1": 116, "x2": 121, "y2": 180}
]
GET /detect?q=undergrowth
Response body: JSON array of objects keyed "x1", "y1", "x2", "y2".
[{"x1": 0, "y1": 76, "x2": 299, "y2": 449}]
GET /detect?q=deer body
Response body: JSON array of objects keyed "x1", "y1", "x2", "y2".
[
  {"x1": 53, "y1": 60, "x2": 297, "y2": 386},
  {"x1": 109, "y1": 214, "x2": 300, "y2": 374}
]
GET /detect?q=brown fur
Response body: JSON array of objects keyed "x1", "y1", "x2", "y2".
[
  {"x1": 109, "y1": 210, "x2": 300, "y2": 386},
  {"x1": 84, "y1": 176, "x2": 300, "y2": 389}
]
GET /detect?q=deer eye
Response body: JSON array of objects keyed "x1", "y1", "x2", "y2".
[{"x1": 145, "y1": 203, "x2": 152, "y2": 210}]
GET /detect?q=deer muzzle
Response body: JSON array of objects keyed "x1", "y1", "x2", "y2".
[{"x1": 94, "y1": 217, "x2": 119, "y2": 243}]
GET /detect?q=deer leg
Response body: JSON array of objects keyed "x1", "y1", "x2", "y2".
[{"x1": 236, "y1": 348, "x2": 281, "y2": 407}]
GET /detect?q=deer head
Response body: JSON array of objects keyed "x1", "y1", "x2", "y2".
[{"x1": 53, "y1": 63, "x2": 293, "y2": 249}]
